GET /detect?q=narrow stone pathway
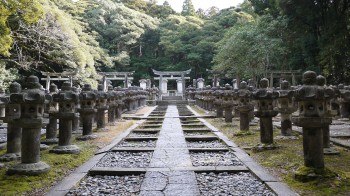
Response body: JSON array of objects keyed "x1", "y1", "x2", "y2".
[
  {"x1": 140, "y1": 105, "x2": 200, "y2": 195},
  {"x1": 49, "y1": 104, "x2": 297, "y2": 196}
]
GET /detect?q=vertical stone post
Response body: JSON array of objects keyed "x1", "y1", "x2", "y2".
[
  {"x1": 0, "y1": 82, "x2": 22, "y2": 161},
  {"x1": 140, "y1": 79, "x2": 147, "y2": 90},
  {"x1": 338, "y1": 84, "x2": 350, "y2": 118},
  {"x1": 316, "y1": 75, "x2": 339, "y2": 155},
  {"x1": 197, "y1": 78, "x2": 205, "y2": 89},
  {"x1": 159, "y1": 75, "x2": 163, "y2": 100},
  {"x1": 177, "y1": 79, "x2": 183, "y2": 96},
  {"x1": 42, "y1": 83, "x2": 59, "y2": 144},
  {"x1": 7, "y1": 76, "x2": 50, "y2": 175},
  {"x1": 107, "y1": 85, "x2": 117, "y2": 125},
  {"x1": 50, "y1": 82, "x2": 80, "y2": 154},
  {"x1": 72, "y1": 86, "x2": 80, "y2": 133},
  {"x1": 181, "y1": 73, "x2": 186, "y2": 100},
  {"x1": 162, "y1": 79, "x2": 168, "y2": 96},
  {"x1": 77, "y1": 84, "x2": 97, "y2": 140}
]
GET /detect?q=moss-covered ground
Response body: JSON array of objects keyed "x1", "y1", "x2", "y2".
[
  {"x1": 0, "y1": 120, "x2": 134, "y2": 195},
  {"x1": 200, "y1": 110, "x2": 350, "y2": 196}
]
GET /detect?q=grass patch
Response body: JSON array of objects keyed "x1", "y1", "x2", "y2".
[
  {"x1": 0, "y1": 120, "x2": 134, "y2": 195},
  {"x1": 206, "y1": 117, "x2": 350, "y2": 196}
]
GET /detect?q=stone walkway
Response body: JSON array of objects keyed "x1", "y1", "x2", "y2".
[
  {"x1": 48, "y1": 105, "x2": 297, "y2": 196},
  {"x1": 140, "y1": 106, "x2": 200, "y2": 195}
]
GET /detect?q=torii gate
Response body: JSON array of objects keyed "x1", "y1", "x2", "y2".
[
  {"x1": 99, "y1": 71, "x2": 135, "y2": 90},
  {"x1": 41, "y1": 71, "x2": 77, "y2": 92},
  {"x1": 152, "y1": 69, "x2": 191, "y2": 100}
]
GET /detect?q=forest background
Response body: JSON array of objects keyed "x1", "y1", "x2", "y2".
[{"x1": 0, "y1": 0, "x2": 349, "y2": 89}]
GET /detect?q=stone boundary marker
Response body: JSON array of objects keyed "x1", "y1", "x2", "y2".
[
  {"x1": 187, "y1": 106, "x2": 298, "y2": 196},
  {"x1": 46, "y1": 107, "x2": 156, "y2": 196}
]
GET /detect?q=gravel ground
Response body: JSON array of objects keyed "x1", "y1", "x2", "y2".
[
  {"x1": 96, "y1": 151, "x2": 153, "y2": 168},
  {"x1": 187, "y1": 140, "x2": 227, "y2": 148},
  {"x1": 67, "y1": 174, "x2": 144, "y2": 196},
  {"x1": 196, "y1": 172, "x2": 276, "y2": 196},
  {"x1": 115, "y1": 140, "x2": 157, "y2": 148},
  {"x1": 190, "y1": 151, "x2": 243, "y2": 166},
  {"x1": 128, "y1": 132, "x2": 158, "y2": 138},
  {"x1": 184, "y1": 132, "x2": 214, "y2": 136}
]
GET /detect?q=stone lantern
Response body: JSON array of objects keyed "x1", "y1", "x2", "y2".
[
  {"x1": 213, "y1": 87, "x2": 224, "y2": 118},
  {"x1": 7, "y1": 76, "x2": 51, "y2": 175},
  {"x1": 276, "y1": 80, "x2": 295, "y2": 137},
  {"x1": 316, "y1": 75, "x2": 339, "y2": 155},
  {"x1": 337, "y1": 84, "x2": 350, "y2": 118},
  {"x1": 253, "y1": 78, "x2": 279, "y2": 148},
  {"x1": 222, "y1": 84, "x2": 237, "y2": 123},
  {"x1": 50, "y1": 82, "x2": 80, "y2": 154},
  {"x1": 107, "y1": 85, "x2": 117, "y2": 125},
  {"x1": 95, "y1": 84, "x2": 109, "y2": 131},
  {"x1": 77, "y1": 84, "x2": 97, "y2": 140},
  {"x1": 0, "y1": 82, "x2": 22, "y2": 161},
  {"x1": 293, "y1": 71, "x2": 333, "y2": 179},
  {"x1": 72, "y1": 86, "x2": 81, "y2": 133},
  {"x1": 236, "y1": 81, "x2": 254, "y2": 132},
  {"x1": 203, "y1": 86, "x2": 214, "y2": 111},
  {"x1": 115, "y1": 87, "x2": 125, "y2": 120},
  {"x1": 42, "y1": 83, "x2": 59, "y2": 144}
]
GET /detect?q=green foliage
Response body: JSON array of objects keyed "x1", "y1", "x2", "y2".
[
  {"x1": 213, "y1": 14, "x2": 287, "y2": 79},
  {"x1": 0, "y1": 62, "x2": 18, "y2": 90},
  {"x1": 181, "y1": 0, "x2": 197, "y2": 16},
  {"x1": 85, "y1": 0, "x2": 159, "y2": 69},
  {"x1": 0, "y1": 0, "x2": 44, "y2": 56}
]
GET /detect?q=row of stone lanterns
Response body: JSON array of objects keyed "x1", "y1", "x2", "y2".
[
  {"x1": 190, "y1": 71, "x2": 336, "y2": 179},
  {"x1": 0, "y1": 76, "x2": 148, "y2": 176}
]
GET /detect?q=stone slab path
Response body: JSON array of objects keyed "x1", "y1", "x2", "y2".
[{"x1": 140, "y1": 106, "x2": 200, "y2": 195}]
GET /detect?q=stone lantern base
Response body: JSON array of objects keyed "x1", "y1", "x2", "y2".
[
  {"x1": 294, "y1": 166, "x2": 336, "y2": 182},
  {"x1": 76, "y1": 134, "x2": 97, "y2": 141},
  {"x1": 7, "y1": 161, "x2": 50, "y2": 176},
  {"x1": 252, "y1": 143, "x2": 280, "y2": 152},
  {"x1": 0, "y1": 153, "x2": 21, "y2": 162},
  {"x1": 323, "y1": 147, "x2": 340, "y2": 155},
  {"x1": 41, "y1": 138, "x2": 59, "y2": 145},
  {"x1": 50, "y1": 145, "x2": 80, "y2": 154}
]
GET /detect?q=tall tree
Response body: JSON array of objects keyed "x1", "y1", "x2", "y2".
[{"x1": 181, "y1": 0, "x2": 197, "y2": 16}]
